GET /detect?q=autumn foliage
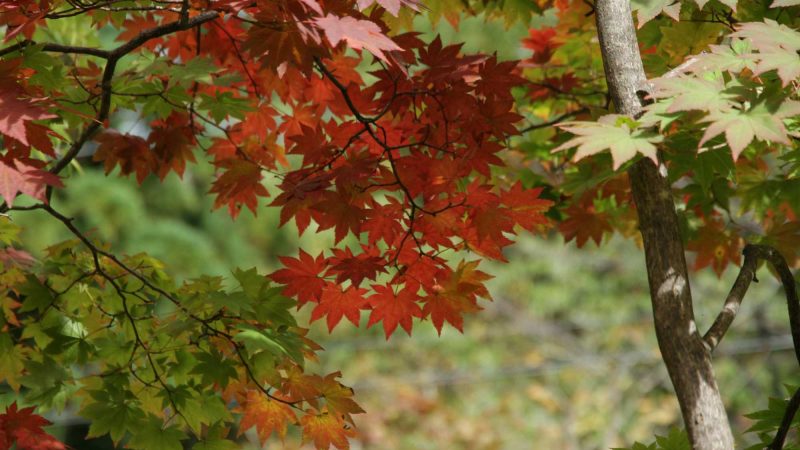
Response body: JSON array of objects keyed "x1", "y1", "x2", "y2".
[{"x1": 2, "y1": 0, "x2": 800, "y2": 447}]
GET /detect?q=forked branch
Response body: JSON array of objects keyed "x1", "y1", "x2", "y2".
[{"x1": 702, "y1": 244, "x2": 800, "y2": 449}]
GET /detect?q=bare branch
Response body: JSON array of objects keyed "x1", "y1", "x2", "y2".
[
  {"x1": 519, "y1": 108, "x2": 588, "y2": 134},
  {"x1": 700, "y1": 243, "x2": 800, "y2": 450},
  {"x1": 702, "y1": 245, "x2": 760, "y2": 352}
]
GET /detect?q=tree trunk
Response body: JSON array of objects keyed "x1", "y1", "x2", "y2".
[{"x1": 592, "y1": 0, "x2": 735, "y2": 448}]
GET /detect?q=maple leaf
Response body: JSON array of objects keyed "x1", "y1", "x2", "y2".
[
  {"x1": 0, "y1": 160, "x2": 62, "y2": 206},
  {"x1": 648, "y1": 75, "x2": 738, "y2": 114},
  {"x1": 300, "y1": 411, "x2": 356, "y2": 450},
  {"x1": 502, "y1": 182, "x2": 553, "y2": 232},
  {"x1": 93, "y1": 131, "x2": 156, "y2": 184},
  {"x1": 270, "y1": 249, "x2": 328, "y2": 305},
  {"x1": 0, "y1": 402, "x2": 66, "y2": 450},
  {"x1": 209, "y1": 159, "x2": 270, "y2": 218},
  {"x1": 554, "y1": 115, "x2": 663, "y2": 170},
  {"x1": 310, "y1": 285, "x2": 369, "y2": 332},
  {"x1": 315, "y1": 14, "x2": 401, "y2": 63},
  {"x1": 523, "y1": 27, "x2": 560, "y2": 64},
  {"x1": 698, "y1": 99, "x2": 800, "y2": 159},
  {"x1": 631, "y1": 0, "x2": 680, "y2": 27},
  {"x1": 327, "y1": 246, "x2": 387, "y2": 287},
  {"x1": 558, "y1": 203, "x2": 614, "y2": 247},
  {"x1": 0, "y1": 86, "x2": 55, "y2": 147},
  {"x1": 238, "y1": 390, "x2": 297, "y2": 444},
  {"x1": 313, "y1": 372, "x2": 364, "y2": 417},
  {"x1": 362, "y1": 197, "x2": 405, "y2": 245},
  {"x1": 367, "y1": 284, "x2": 423, "y2": 338},
  {"x1": 311, "y1": 192, "x2": 365, "y2": 244},
  {"x1": 148, "y1": 114, "x2": 197, "y2": 180},
  {"x1": 356, "y1": 0, "x2": 420, "y2": 16},
  {"x1": 422, "y1": 261, "x2": 491, "y2": 334},
  {"x1": 282, "y1": 365, "x2": 322, "y2": 404},
  {"x1": 687, "y1": 219, "x2": 742, "y2": 276},
  {"x1": 764, "y1": 220, "x2": 800, "y2": 265}
]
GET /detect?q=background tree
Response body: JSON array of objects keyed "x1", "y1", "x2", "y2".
[{"x1": 1, "y1": 0, "x2": 800, "y2": 449}]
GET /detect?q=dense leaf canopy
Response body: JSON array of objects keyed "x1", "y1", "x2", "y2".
[{"x1": 1, "y1": 0, "x2": 800, "y2": 448}]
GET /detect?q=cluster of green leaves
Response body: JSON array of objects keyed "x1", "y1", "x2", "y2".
[
  {"x1": 513, "y1": 0, "x2": 800, "y2": 278},
  {"x1": 0, "y1": 214, "x2": 361, "y2": 449},
  {"x1": 744, "y1": 385, "x2": 800, "y2": 450},
  {"x1": 614, "y1": 428, "x2": 691, "y2": 450}
]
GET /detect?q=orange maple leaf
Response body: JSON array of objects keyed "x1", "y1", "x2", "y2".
[
  {"x1": 300, "y1": 411, "x2": 356, "y2": 450},
  {"x1": 237, "y1": 390, "x2": 297, "y2": 445}
]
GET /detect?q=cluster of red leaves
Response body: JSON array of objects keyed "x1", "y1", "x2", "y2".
[
  {"x1": 0, "y1": 403, "x2": 65, "y2": 450},
  {"x1": 0, "y1": 60, "x2": 61, "y2": 206},
  {"x1": 60, "y1": 1, "x2": 553, "y2": 337},
  {"x1": 523, "y1": 27, "x2": 560, "y2": 64}
]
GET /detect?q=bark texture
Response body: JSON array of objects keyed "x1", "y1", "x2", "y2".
[{"x1": 593, "y1": 0, "x2": 735, "y2": 448}]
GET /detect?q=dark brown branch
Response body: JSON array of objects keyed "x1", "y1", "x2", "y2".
[
  {"x1": 0, "y1": 40, "x2": 110, "y2": 58},
  {"x1": 705, "y1": 244, "x2": 800, "y2": 366},
  {"x1": 519, "y1": 108, "x2": 588, "y2": 134},
  {"x1": 701, "y1": 243, "x2": 800, "y2": 449},
  {"x1": 46, "y1": 10, "x2": 220, "y2": 179},
  {"x1": 702, "y1": 245, "x2": 761, "y2": 351},
  {"x1": 769, "y1": 386, "x2": 800, "y2": 450}
]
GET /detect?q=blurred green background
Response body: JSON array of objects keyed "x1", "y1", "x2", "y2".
[{"x1": 14, "y1": 11, "x2": 800, "y2": 450}]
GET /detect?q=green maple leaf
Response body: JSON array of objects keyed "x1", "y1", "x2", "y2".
[
  {"x1": 698, "y1": 98, "x2": 800, "y2": 159},
  {"x1": 650, "y1": 74, "x2": 739, "y2": 114},
  {"x1": 127, "y1": 415, "x2": 186, "y2": 450},
  {"x1": 554, "y1": 115, "x2": 663, "y2": 170},
  {"x1": 82, "y1": 397, "x2": 144, "y2": 443},
  {"x1": 193, "y1": 440, "x2": 239, "y2": 450},
  {"x1": 632, "y1": 0, "x2": 680, "y2": 25}
]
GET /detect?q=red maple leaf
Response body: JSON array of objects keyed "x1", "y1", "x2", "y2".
[
  {"x1": 421, "y1": 261, "x2": 491, "y2": 334},
  {"x1": 315, "y1": 14, "x2": 401, "y2": 63},
  {"x1": 270, "y1": 249, "x2": 329, "y2": 305},
  {"x1": 0, "y1": 71, "x2": 55, "y2": 147},
  {"x1": 209, "y1": 159, "x2": 270, "y2": 218},
  {"x1": 93, "y1": 131, "x2": 156, "y2": 184},
  {"x1": 327, "y1": 246, "x2": 387, "y2": 287},
  {"x1": 310, "y1": 284, "x2": 369, "y2": 332},
  {"x1": 502, "y1": 182, "x2": 553, "y2": 232},
  {"x1": 687, "y1": 219, "x2": 742, "y2": 276},
  {"x1": 311, "y1": 192, "x2": 365, "y2": 244},
  {"x1": 0, "y1": 402, "x2": 66, "y2": 450},
  {"x1": 0, "y1": 160, "x2": 62, "y2": 206},
  {"x1": 148, "y1": 113, "x2": 197, "y2": 179},
  {"x1": 522, "y1": 27, "x2": 560, "y2": 64},
  {"x1": 367, "y1": 284, "x2": 423, "y2": 338},
  {"x1": 356, "y1": 0, "x2": 420, "y2": 16}
]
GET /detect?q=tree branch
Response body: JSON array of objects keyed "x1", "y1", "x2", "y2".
[
  {"x1": 0, "y1": 41, "x2": 110, "y2": 58},
  {"x1": 769, "y1": 386, "x2": 800, "y2": 450},
  {"x1": 519, "y1": 108, "x2": 588, "y2": 134},
  {"x1": 44, "y1": 10, "x2": 220, "y2": 191},
  {"x1": 700, "y1": 243, "x2": 800, "y2": 450},
  {"x1": 702, "y1": 245, "x2": 761, "y2": 352},
  {"x1": 704, "y1": 244, "x2": 800, "y2": 365}
]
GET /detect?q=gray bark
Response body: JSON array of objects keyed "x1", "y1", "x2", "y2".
[{"x1": 593, "y1": 0, "x2": 735, "y2": 448}]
